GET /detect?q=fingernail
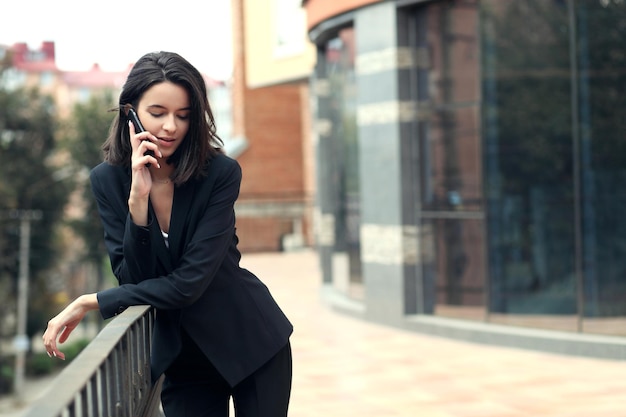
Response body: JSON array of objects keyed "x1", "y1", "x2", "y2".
[
  {"x1": 47, "y1": 352, "x2": 52, "y2": 358},
  {"x1": 53, "y1": 352, "x2": 57, "y2": 357}
]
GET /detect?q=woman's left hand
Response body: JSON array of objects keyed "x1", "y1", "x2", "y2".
[{"x1": 42, "y1": 294, "x2": 98, "y2": 360}]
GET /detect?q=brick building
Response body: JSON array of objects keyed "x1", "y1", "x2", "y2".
[{"x1": 230, "y1": 0, "x2": 317, "y2": 252}]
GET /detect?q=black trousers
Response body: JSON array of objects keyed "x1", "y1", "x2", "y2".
[{"x1": 161, "y1": 331, "x2": 292, "y2": 417}]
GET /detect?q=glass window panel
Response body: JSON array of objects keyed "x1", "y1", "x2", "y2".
[
  {"x1": 411, "y1": 0, "x2": 626, "y2": 335},
  {"x1": 481, "y1": 0, "x2": 578, "y2": 331},
  {"x1": 576, "y1": 1, "x2": 626, "y2": 336},
  {"x1": 325, "y1": 27, "x2": 362, "y2": 294}
]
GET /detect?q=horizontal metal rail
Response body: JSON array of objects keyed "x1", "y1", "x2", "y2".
[{"x1": 23, "y1": 305, "x2": 163, "y2": 417}]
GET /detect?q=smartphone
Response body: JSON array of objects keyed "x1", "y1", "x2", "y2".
[
  {"x1": 126, "y1": 107, "x2": 155, "y2": 165},
  {"x1": 126, "y1": 107, "x2": 145, "y2": 133}
]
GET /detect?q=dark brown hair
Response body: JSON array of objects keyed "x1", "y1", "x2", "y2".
[{"x1": 102, "y1": 51, "x2": 223, "y2": 185}]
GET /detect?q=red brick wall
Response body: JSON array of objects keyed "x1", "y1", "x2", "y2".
[
  {"x1": 238, "y1": 83, "x2": 305, "y2": 196},
  {"x1": 236, "y1": 217, "x2": 295, "y2": 252},
  {"x1": 235, "y1": 82, "x2": 309, "y2": 252},
  {"x1": 231, "y1": 0, "x2": 313, "y2": 252}
]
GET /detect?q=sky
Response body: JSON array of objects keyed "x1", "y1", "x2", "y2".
[{"x1": 1, "y1": 0, "x2": 233, "y2": 79}]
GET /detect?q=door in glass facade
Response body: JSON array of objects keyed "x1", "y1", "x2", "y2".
[{"x1": 409, "y1": 1, "x2": 487, "y2": 320}]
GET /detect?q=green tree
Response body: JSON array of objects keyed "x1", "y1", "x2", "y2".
[
  {"x1": 60, "y1": 91, "x2": 117, "y2": 298},
  {"x1": 0, "y1": 65, "x2": 74, "y2": 343}
]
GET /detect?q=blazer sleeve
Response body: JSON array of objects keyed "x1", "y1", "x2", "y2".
[
  {"x1": 90, "y1": 167, "x2": 157, "y2": 285},
  {"x1": 96, "y1": 158, "x2": 242, "y2": 320}
]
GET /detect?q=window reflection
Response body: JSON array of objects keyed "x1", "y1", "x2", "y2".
[
  {"x1": 412, "y1": 1, "x2": 487, "y2": 319},
  {"x1": 413, "y1": 0, "x2": 626, "y2": 335},
  {"x1": 325, "y1": 27, "x2": 362, "y2": 296},
  {"x1": 480, "y1": 0, "x2": 626, "y2": 334},
  {"x1": 482, "y1": 1, "x2": 577, "y2": 323},
  {"x1": 575, "y1": 0, "x2": 626, "y2": 335}
]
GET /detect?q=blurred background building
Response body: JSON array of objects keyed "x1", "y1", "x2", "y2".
[
  {"x1": 230, "y1": 0, "x2": 317, "y2": 252},
  {"x1": 1, "y1": 41, "x2": 229, "y2": 120},
  {"x1": 303, "y1": 0, "x2": 626, "y2": 349}
]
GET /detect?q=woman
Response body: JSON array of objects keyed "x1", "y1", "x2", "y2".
[{"x1": 42, "y1": 51, "x2": 293, "y2": 417}]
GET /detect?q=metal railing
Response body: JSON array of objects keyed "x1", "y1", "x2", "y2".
[{"x1": 24, "y1": 306, "x2": 163, "y2": 417}]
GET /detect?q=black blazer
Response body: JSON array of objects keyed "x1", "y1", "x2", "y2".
[{"x1": 90, "y1": 153, "x2": 293, "y2": 387}]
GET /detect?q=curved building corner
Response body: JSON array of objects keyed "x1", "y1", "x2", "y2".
[{"x1": 304, "y1": 0, "x2": 626, "y2": 359}]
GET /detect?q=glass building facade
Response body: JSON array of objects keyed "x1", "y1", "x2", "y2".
[{"x1": 310, "y1": 0, "x2": 626, "y2": 342}]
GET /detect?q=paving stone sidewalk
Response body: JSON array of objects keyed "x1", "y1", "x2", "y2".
[{"x1": 245, "y1": 250, "x2": 626, "y2": 417}]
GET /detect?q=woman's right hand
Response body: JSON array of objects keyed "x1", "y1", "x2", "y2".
[
  {"x1": 129, "y1": 121, "x2": 161, "y2": 195},
  {"x1": 128, "y1": 121, "x2": 161, "y2": 225}
]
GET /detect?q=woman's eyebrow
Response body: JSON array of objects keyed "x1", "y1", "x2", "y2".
[{"x1": 146, "y1": 104, "x2": 191, "y2": 111}]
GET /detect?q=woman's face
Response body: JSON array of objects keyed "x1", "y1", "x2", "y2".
[{"x1": 136, "y1": 81, "x2": 191, "y2": 161}]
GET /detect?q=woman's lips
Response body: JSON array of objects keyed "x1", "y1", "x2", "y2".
[{"x1": 158, "y1": 138, "x2": 176, "y2": 148}]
